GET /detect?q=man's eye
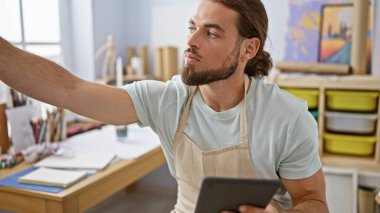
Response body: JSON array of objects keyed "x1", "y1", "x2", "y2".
[
  {"x1": 188, "y1": 26, "x2": 196, "y2": 33},
  {"x1": 207, "y1": 31, "x2": 218, "y2": 39}
]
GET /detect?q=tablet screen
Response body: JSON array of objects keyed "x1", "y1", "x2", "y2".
[{"x1": 195, "y1": 177, "x2": 281, "y2": 213}]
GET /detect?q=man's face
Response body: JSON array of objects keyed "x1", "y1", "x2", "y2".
[{"x1": 182, "y1": 0, "x2": 243, "y2": 86}]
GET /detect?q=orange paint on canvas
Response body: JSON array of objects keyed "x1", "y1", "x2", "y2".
[{"x1": 320, "y1": 39, "x2": 345, "y2": 61}]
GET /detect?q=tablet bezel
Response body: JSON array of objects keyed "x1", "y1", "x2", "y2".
[{"x1": 194, "y1": 177, "x2": 281, "y2": 213}]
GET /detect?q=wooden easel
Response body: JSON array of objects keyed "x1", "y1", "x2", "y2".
[{"x1": 95, "y1": 35, "x2": 117, "y2": 78}]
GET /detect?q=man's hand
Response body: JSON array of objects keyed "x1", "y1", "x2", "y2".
[{"x1": 221, "y1": 203, "x2": 279, "y2": 213}]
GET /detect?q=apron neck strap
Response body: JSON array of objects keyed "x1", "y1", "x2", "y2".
[
  {"x1": 239, "y1": 74, "x2": 249, "y2": 144},
  {"x1": 177, "y1": 87, "x2": 197, "y2": 132}
]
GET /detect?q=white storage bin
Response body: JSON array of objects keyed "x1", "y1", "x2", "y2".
[{"x1": 325, "y1": 111, "x2": 378, "y2": 134}]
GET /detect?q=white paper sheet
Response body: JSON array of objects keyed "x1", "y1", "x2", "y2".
[
  {"x1": 18, "y1": 167, "x2": 87, "y2": 188},
  {"x1": 5, "y1": 106, "x2": 35, "y2": 152},
  {"x1": 63, "y1": 124, "x2": 161, "y2": 160},
  {"x1": 0, "y1": 81, "x2": 7, "y2": 104},
  {"x1": 34, "y1": 152, "x2": 116, "y2": 170}
]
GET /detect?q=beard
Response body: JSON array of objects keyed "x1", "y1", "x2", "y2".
[{"x1": 181, "y1": 43, "x2": 241, "y2": 86}]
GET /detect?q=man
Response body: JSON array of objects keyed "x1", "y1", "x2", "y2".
[{"x1": 0, "y1": 0, "x2": 328, "y2": 212}]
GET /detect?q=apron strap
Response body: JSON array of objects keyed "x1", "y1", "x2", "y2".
[
  {"x1": 177, "y1": 87, "x2": 198, "y2": 133},
  {"x1": 239, "y1": 75, "x2": 249, "y2": 144}
]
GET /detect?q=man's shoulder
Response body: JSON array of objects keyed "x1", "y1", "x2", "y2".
[
  {"x1": 253, "y1": 78, "x2": 307, "y2": 112},
  {"x1": 164, "y1": 75, "x2": 193, "y2": 99}
]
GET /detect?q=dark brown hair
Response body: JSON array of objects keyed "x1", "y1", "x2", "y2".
[{"x1": 210, "y1": 0, "x2": 272, "y2": 78}]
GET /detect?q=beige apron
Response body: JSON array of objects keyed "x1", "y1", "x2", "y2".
[{"x1": 172, "y1": 75, "x2": 256, "y2": 213}]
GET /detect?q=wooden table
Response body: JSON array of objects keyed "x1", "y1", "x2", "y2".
[{"x1": 0, "y1": 147, "x2": 165, "y2": 213}]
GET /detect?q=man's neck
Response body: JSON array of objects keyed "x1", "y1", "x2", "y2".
[{"x1": 199, "y1": 72, "x2": 249, "y2": 112}]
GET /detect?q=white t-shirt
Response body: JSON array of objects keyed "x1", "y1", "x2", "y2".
[{"x1": 124, "y1": 75, "x2": 321, "y2": 180}]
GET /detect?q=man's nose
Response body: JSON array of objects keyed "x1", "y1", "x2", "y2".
[{"x1": 187, "y1": 30, "x2": 200, "y2": 49}]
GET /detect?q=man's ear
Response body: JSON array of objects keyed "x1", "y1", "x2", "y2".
[{"x1": 242, "y1": 37, "x2": 260, "y2": 61}]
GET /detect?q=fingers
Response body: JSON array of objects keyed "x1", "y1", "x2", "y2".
[
  {"x1": 221, "y1": 205, "x2": 274, "y2": 213},
  {"x1": 239, "y1": 205, "x2": 263, "y2": 212},
  {"x1": 265, "y1": 203, "x2": 279, "y2": 213},
  {"x1": 220, "y1": 206, "x2": 261, "y2": 213}
]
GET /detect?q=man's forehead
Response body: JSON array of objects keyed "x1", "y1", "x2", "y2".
[{"x1": 191, "y1": 0, "x2": 238, "y2": 29}]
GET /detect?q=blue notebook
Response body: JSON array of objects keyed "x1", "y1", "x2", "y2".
[{"x1": 0, "y1": 167, "x2": 65, "y2": 193}]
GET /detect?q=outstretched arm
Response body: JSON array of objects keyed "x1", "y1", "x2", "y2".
[{"x1": 0, "y1": 37, "x2": 138, "y2": 125}]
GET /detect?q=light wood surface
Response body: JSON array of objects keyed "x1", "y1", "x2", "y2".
[
  {"x1": 0, "y1": 147, "x2": 165, "y2": 213},
  {"x1": 162, "y1": 46, "x2": 178, "y2": 81},
  {"x1": 275, "y1": 61, "x2": 350, "y2": 75},
  {"x1": 140, "y1": 45, "x2": 149, "y2": 76},
  {"x1": 322, "y1": 154, "x2": 380, "y2": 173},
  {"x1": 126, "y1": 47, "x2": 136, "y2": 67},
  {"x1": 318, "y1": 87, "x2": 326, "y2": 155}
]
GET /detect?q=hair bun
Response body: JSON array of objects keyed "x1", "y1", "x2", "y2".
[{"x1": 244, "y1": 50, "x2": 272, "y2": 79}]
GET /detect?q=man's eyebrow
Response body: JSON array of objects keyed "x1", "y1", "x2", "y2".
[{"x1": 189, "y1": 19, "x2": 225, "y2": 32}]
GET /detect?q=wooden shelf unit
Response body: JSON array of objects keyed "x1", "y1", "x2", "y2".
[{"x1": 273, "y1": 75, "x2": 380, "y2": 173}]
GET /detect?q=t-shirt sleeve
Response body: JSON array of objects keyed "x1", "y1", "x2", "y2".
[
  {"x1": 122, "y1": 77, "x2": 189, "y2": 136},
  {"x1": 278, "y1": 105, "x2": 322, "y2": 179},
  {"x1": 123, "y1": 80, "x2": 167, "y2": 129}
]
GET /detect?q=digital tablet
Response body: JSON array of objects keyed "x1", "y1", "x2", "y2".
[{"x1": 194, "y1": 177, "x2": 281, "y2": 213}]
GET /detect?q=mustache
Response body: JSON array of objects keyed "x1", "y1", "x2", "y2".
[{"x1": 184, "y1": 47, "x2": 202, "y2": 59}]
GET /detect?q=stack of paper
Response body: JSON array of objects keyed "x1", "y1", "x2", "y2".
[
  {"x1": 64, "y1": 124, "x2": 161, "y2": 159},
  {"x1": 18, "y1": 167, "x2": 87, "y2": 188},
  {"x1": 34, "y1": 153, "x2": 116, "y2": 170}
]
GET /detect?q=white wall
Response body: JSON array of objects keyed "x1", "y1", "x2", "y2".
[
  {"x1": 151, "y1": 3, "x2": 197, "y2": 71},
  {"x1": 92, "y1": 0, "x2": 128, "y2": 79},
  {"x1": 373, "y1": 0, "x2": 380, "y2": 76},
  {"x1": 69, "y1": 0, "x2": 95, "y2": 80},
  {"x1": 58, "y1": 0, "x2": 73, "y2": 72},
  {"x1": 262, "y1": 1, "x2": 289, "y2": 74}
]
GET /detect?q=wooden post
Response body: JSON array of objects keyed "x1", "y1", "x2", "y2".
[
  {"x1": 154, "y1": 47, "x2": 163, "y2": 80},
  {"x1": 162, "y1": 46, "x2": 178, "y2": 81},
  {"x1": 126, "y1": 47, "x2": 136, "y2": 67},
  {"x1": 139, "y1": 45, "x2": 149, "y2": 76},
  {"x1": 350, "y1": 0, "x2": 369, "y2": 75}
]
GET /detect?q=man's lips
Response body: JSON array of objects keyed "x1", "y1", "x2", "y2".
[{"x1": 185, "y1": 53, "x2": 201, "y2": 63}]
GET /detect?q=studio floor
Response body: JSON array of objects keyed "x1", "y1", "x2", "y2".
[
  {"x1": 86, "y1": 164, "x2": 178, "y2": 213},
  {"x1": 86, "y1": 183, "x2": 177, "y2": 213}
]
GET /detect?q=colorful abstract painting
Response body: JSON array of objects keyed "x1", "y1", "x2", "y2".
[
  {"x1": 318, "y1": 4, "x2": 372, "y2": 72},
  {"x1": 285, "y1": 0, "x2": 352, "y2": 63}
]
